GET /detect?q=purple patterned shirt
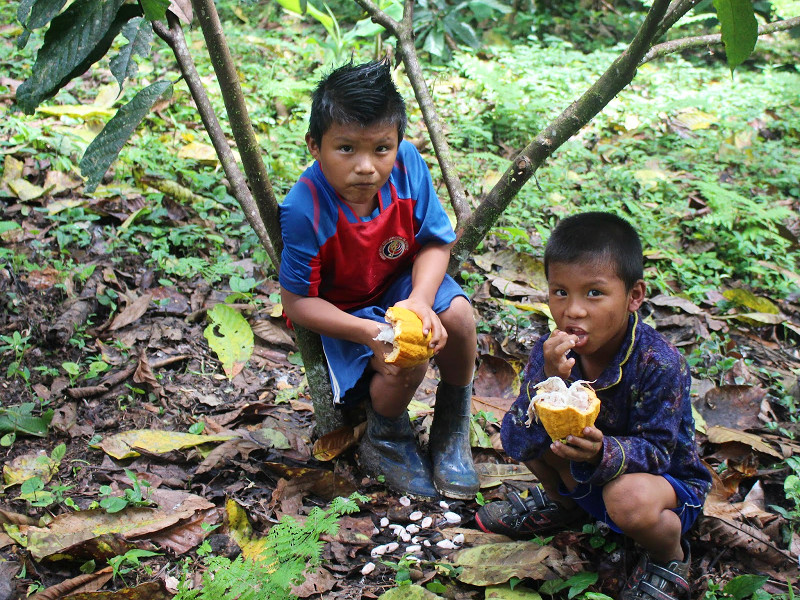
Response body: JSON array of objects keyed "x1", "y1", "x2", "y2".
[{"x1": 501, "y1": 312, "x2": 712, "y2": 503}]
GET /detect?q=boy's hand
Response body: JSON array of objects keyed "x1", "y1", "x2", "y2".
[
  {"x1": 543, "y1": 329, "x2": 577, "y2": 378},
  {"x1": 551, "y1": 426, "x2": 604, "y2": 465},
  {"x1": 365, "y1": 320, "x2": 402, "y2": 376},
  {"x1": 393, "y1": 298, "x2": 447, "y2": 353}
]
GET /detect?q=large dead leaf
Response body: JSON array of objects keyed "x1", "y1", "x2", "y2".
[
  {"x1": 475, "y1": 354, "x2": 520, "y2": 398},
  {"x1": 291, "y1": 566, "x2": 336, "y2": 598},
  {"x1": 312, "y1": 423, "x2": 366, "y2": 461},
  {"x1": 698, "y1": 515, "x2": 795, "y2": 569},
  {"x1": 3, "y1": 449, "x2": 60, "y2": 488},
  {"x1": 108, "y1": 293, "x2": 152, "y2": 331},
  {"x1": 476, "y1": 462, "x2": 536, "y2": 488},
  {"x1": 376, "y1": 585, "x2": 443, "y2": 599},
  {"x1": 696, "y1": 385, "x2": 766, "y2": 431},
  {"x1": 226, "y1": 498, "x2": 268, "y2": 560},
  {"x1": 28, "y1": 567, "x2": 113, "y2": 600},
  {"x1": 64, "y1": 580, "x2": 171, "y2": 599},
  {"x1": 706, "y1": 426, "x2": 782, "y2": 459},
  {"x1": 448, "y1": 542, "x2": 569, "y2": 585},
  {"x1": 26, "y1": 491, "x2": 214, "y2": 560},
  {"x1": 96, "y1": 429, "x2": 238, "y2": 460},
  {"x1": 486, "y1": 584, "x2": 543, "y2": 599}
]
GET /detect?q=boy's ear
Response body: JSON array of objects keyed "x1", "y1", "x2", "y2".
[
  {"x1": 628, "y1": 279, "x2": 646, "y2": 312},
  {"x1": 305, "y1": 133, "x2": 320, "y2": 161}
]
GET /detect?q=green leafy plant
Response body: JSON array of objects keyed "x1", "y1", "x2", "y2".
[
  {"x1": 0, "y1": 330, "x2": 32, "y2": 383},
  {"x1": 99, "y1": 469, "x2": 153, "y2": 513},
  {"x1": 0, "y1": 402, "x2": 54, "y2": 446},
  {"x1": 539, "y1": 571, "x2": 601, "y2": 598},
  {"x1": 174, "y1": 493, "x2": 366, "y2": 600},
  {"x1": 108, "y1": 549, "x2": 162, "y2": 585},
  {"x1": 702, "y1": 574, "x2": 769, "y2": 599}
]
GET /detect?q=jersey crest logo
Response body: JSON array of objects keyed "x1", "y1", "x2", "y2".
[{"x1": 379, "y1": 236, "x2": 408, "y2": 260}]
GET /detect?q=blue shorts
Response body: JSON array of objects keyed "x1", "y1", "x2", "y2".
[
  {"x1": 561, "y1": 473, "x2": 704, "y2": 535},
  {"x1": 321, "y1": 271, "x2": 468, "y2": 405}
]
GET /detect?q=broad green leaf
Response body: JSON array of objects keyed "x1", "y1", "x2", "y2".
[
  {"x1": 204, "y1": 303, "x2": 254, "y2": 379},
  {"x1": 273, "y1": 0, "x2": 334, "y2": 36},
  {"x1": 19, "y1": 0, "x2": 68, "y2": 37},
  {"x1": 0, "y1": 405, "x2": 53, "y2": 437},
  {"x1": 0, "y1": 222, "x2": 22, "y2": 235},
  {"x1": 423, "y1": 28, "x2": 446, "y2": 58},
  {"x1": 16, "y1": 0, "x2": 138, "y2": 113},
  {"x1": 140, "y1": 0, "x2": 171, "y2": 21},
  {"x1": 713, "y1": 0, "x2": 758, "y2": 72},
  {"x1": 722, "y1": 574, "x2": 768, "y2": 599},
  {"x1": 110, "y1": 17, "x2": 154, "y2": 92},
  {"x1": 80, "y1": 80, "x2": 172, "y2": 193}
]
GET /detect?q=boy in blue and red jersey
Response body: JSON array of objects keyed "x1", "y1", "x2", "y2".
[
  {"x1": 475, "y1": 212, "x2": 711, "y2": 600},
  {"x1": 279, "y1": 59, "x2": 478, "y2": 500}
]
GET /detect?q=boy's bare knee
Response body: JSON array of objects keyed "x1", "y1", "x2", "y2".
[
  {"x1": 439, "y1": 297, "x2": 476, "y2": 338},
  {"x1": 603, "y1": 476, "x2": 661, "y2": 530}
]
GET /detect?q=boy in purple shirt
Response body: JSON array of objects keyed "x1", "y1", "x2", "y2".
[
  {"x1": 279, "y1": 60, "x2": 478, "y2": 500},
  {"x1": 476, "y1": 212, "x2": 711, "y2": 600}
]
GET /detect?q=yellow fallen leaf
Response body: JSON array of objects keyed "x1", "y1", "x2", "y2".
[
  {"x1": 178, "y1": 141, "x2": 218, "y2": 164},
  {"x1": 3, "y1": 450, "x2": 59, "y2": 488},
  {"x1": 226, "y1": 499, "x2": 270, "y2": 561},
  {"x1": 95, "y1": 430, "x2": 238, "y2": 460},
  {"x1": 37, "y1": 105, "x2": 115, "y2": 119},
  {"x1": 673, "y1": 107, "x2": 718, "y2": 130}
]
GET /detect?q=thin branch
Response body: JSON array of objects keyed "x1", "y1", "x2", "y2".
[
  {"x1": 190, "y1": 0, "x2": 283, "y2": 258},
  {"x1": 452, "y1": 0, "x2": 674, "y2": 269},
  {"x1": 153, "y1": 15, "x2": 278, "y2": 267},
  {"x1": 354, "y1": 0, "x2": 472, "y2": 226},
  {"x1": 645, "y1": 16, "x2": 800, "y2": 63},
  {"x1": 658, "y1": 0, "x2": 704, "y2": 38}
]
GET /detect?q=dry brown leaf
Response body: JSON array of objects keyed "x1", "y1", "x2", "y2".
[
  {"x1": 133, "y1": 350, "x2": 162, "y2": 394},
  {"x1": 476, "y1": 462, "x2": 536, "y2": 488},
  {"x1": 475, "y1": 354, "x2": 520, "y2": 398},
  {"x1": 472, "y1": 395, "x2": 516, "y2": 423},
  {"x1": 109, "y1": 293, "x2": 152, "y2": 331},
  {"x1": 698, "y1": 515, "x2": 795, "y2": 568},
  {"x1": 0, "y1": 507, "x2": 36, "y2": 526},
  {"x1": 28, "y1": 567, "x2": 113, "y2": 600},
  {"x1": 251, "y1": 319, "x2": 296, "y2": 348},
  {"x1": 195, "y1": 437, "x2": 261, "y2": 475},
  {"x1": 698, "y1": 386, "x2": 767, "y2": 431},
  {"x1": 292, "y1": 566, "x2": 336, "y2": 598},
  {"x1": 312, "y1": 423, "x2": 366, "y2": 461},
  {"x1": 707, "y1": 425, "x2": 782, "y2": 459},
  {"x1": 65, "y1": 580, "x2": 171, "y2": 599}
]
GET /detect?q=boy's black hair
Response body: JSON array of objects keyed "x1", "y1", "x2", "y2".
[
  {"x1": 544, "y1": 211, "x2": 643, "y2": 290},
  {"x1": 308, "y1": 58, "x2": 407, "y2": 146}
]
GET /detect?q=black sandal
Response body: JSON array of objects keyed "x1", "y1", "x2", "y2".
[
  {"x1": 475, "y1": 487, "x2": 583, "y2": 539},
  {"x1": 621, "y1": 539, "x2": 691, "y2": 600}
]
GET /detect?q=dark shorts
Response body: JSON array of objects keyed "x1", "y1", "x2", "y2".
[
  {"x1": 560, "y1": 473, "x2": 705, "y2": 535},
  {"x1": 321, "y1": 271, "x2": 467, "y2": 405}
]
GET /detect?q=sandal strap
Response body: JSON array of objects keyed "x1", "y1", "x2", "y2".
[
  {"x1": 638, "y1": 581, "x2": 681, "y2": 600},
  {"x1": 645, "y1": 563, "x2": 689, "y2": 590},
  {"x1": 508, "y1": 487, "x2": 552, "y2": 515}
]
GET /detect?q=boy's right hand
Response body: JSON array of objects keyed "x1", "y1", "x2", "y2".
[
  {"x1": 365, "y1": 320, "x2": 401, "y2": 377},
  {"x1": 543, "y1": 329, "x2": 577, "y2": 378}
]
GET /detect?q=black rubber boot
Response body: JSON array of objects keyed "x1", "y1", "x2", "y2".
[
  {"x1": 357, "y1": 407, "x2": 438, "y2": 500},
  {"x1": 430, "y1": 382, "x2": 480, "y2": 500}
]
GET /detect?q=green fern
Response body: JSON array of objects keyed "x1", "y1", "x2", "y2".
[{"x1": 175, "y1": 493, "x2": 367, "y2": 600}]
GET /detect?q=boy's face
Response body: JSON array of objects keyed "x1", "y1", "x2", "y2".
[
  {"x1": 547, "y1": 259, "x2": 645, "y2": 369},
  {"x1": 306, "y1": 121, "x2": 399, "y2": 213}
]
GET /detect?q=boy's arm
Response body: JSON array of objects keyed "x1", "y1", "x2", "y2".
[
  {"x1": 281, "y1": 287, "x2": 384, "y2": 350},
  {"x1": 393, "y1": 241, "x2": 451, "y2": 351}
]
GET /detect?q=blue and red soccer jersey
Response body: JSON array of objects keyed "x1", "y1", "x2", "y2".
[{"x1": 279, "y1": 140, "x2": 456, "y2": 311}]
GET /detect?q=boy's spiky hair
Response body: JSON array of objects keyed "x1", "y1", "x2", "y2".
[
  {"x1": 544, "y1": 211, "x2": 644, "y2": 290},
  {"x1": 308, "y1": 58, "x2": 407, "y2": 146}
]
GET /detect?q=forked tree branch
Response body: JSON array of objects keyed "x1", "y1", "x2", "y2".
[
  {"x1": 153, "y1": 14, "x2": 278, "y2": 267},
  {"x1": 354, "y1": 0, "x2": 471, "y2": 225},
  {"x1": 451, "y1": 0, "x2": 673, "y2": 268},
  {"x1": 645, "y1": 16, "x2": 800, "y2": 63}
]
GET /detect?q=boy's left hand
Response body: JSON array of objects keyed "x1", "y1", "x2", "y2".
[
  {"x1": 551, "y1": 426, "x2": 604, "y2": 465},
  {"x1": 393, "y1": 298, "x2": 447, "y2": 353}
]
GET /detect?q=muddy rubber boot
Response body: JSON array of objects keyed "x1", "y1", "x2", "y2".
[
  {"x1": 430, "y1": 382, "x2": 479, "y2": 500},
  {"x1": 357, "y1": 407, "x2": 438, "y2": 500}
]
